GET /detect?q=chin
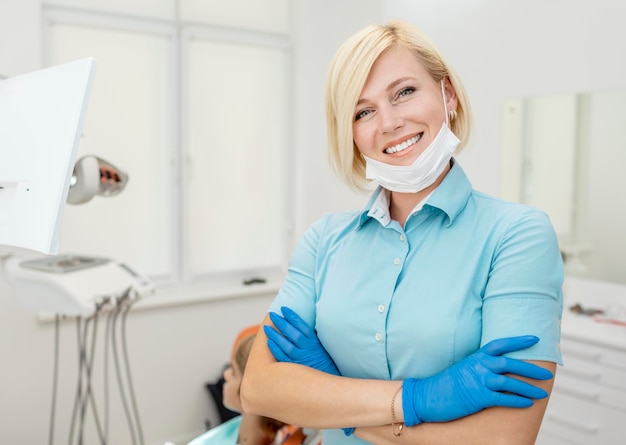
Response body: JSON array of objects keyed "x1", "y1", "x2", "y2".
[{"x1": 223, "y1": 400, "x2": 243, "y2": 414}]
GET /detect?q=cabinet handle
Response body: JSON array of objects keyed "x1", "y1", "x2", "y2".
[
  {"x1": 546, "y1": 412, "x2": 599, "y2": 434},
  {"x1": 556, "y1": 382, "x2": 600, "y2": 401}
]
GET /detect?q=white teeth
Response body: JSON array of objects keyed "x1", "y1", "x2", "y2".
[{"x1": 384, "y1": 134, "x2": 421, "y2": 154}]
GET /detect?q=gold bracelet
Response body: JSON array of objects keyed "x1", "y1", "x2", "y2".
[{"x1": 391, "y1": 383, "x2": 404, "y2": 437}]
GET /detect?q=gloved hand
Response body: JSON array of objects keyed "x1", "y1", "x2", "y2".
[
  {"x1": 265, "y1": 306, "x2": 340, "y2": 376},
  {"x1": 402, "y1": 335, "x2": 553, "y2": 426},
  {"x1": 265, "y1": 307, "x2": 355, "y2": 436}
]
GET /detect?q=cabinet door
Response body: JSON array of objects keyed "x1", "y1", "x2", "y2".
[{"x1": 542, "y1": 390, "x2": 624, "y2": 444}]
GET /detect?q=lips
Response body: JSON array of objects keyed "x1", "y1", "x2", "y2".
[{"x1": 384, "y1": 133, "x2": 422, "y2": 154}]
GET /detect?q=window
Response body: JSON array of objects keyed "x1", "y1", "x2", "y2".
[
  {"x1": 43, "y1": 1, "x2": 292, "y2": 294},
  {"x1": 183, "y1": 33, "x2": 290, "y2": 280}
]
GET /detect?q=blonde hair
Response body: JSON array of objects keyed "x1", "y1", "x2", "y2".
[{"x1": 326, "y1": 21, "x2": 473, "y2": 191}]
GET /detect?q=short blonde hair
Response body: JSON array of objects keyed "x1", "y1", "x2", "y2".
[{"x1": 326, "y1": 21, "x2": 472, "y2": 191}]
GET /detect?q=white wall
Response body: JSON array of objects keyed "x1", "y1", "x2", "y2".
[
  {"x1": 383, "y1": 0, "x2": 626, "y2": 196},
  {"x1": 0, "y1": 0, "x2": 41, "y2": 77},
  {"x1": 0, "y1": 1, "x2": 381, "y2": 444}
]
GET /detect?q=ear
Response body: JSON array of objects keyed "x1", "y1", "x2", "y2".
[{"x1": 443, "y1": 77, "x2": 458, "y2": 112}]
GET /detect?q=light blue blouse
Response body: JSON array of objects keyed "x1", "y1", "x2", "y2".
[{"x1": 269, "y1": 161, "x2": 563, "y2": 444}]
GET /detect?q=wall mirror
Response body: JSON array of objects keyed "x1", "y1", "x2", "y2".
[{"x1": 501, "y1": 89, "x2": 626, "y2": 285}]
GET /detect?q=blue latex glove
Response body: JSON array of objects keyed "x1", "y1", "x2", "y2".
[
  {"x1": 265, "y1": 307, "x2": 355, "y2": 436},
  {"x1": 265, "y1": 306, "x2": 340, "y2": 375},
  {"x1": 402, "y1": 335, "x2": 553, "y2": 427}
]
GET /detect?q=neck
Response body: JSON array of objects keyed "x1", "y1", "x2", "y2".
[
  {"x1": 237, "y1": 414, "x2": 279, "y2": 445},
  {"x1": 389, "y1": 161, "x2": 451, "y2": 227}
]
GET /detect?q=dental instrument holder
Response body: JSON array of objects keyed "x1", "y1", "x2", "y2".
[{"x1": 5, "y1": 254, "x2": 155, "y2": 318}]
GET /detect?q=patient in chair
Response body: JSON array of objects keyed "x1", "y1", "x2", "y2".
[{"x1": 188, "y1": 325, "x2": 319, "y2": 445}]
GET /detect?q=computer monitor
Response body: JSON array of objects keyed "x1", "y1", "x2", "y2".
[{"x1": 0, "y1": 58, "x2": 96, "y2": 255}]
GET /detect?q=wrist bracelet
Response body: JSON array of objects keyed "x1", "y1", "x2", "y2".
[{"x1": 391, "y1": 383, "x2": 404, "y2": 437}]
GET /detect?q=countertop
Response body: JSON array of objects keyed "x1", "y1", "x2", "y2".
[{"x1": 561, "y1": 276, "x2": 626, "y2": 352}]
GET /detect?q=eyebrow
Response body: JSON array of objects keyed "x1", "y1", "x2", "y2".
[{"x1": 356, "y1": 77, "x2": 416, "y2": 106}]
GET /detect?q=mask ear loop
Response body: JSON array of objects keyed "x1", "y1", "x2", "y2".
[{"x1": 441, "y1": 80, "x2": 450, "y2": 127}]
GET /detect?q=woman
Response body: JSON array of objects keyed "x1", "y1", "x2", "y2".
[
  {"x1": 189, "y1": 326, "x2": 314, "y2": 445},
  {"x1": 241, "y1": 21, "x2": 563, "y2": 445}
]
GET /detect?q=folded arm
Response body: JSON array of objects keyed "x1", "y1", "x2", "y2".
[
  {"x1": 240, "y1": 313, "x2": 555, "y2": 443},
  {"x1": 355, "y1": 360, "x2": 556, "y2": 445},
  {"x1": 240, "y1": 313, "x2": 402, "y2": 429}
]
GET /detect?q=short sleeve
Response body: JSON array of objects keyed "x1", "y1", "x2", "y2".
[
  {"x1": 268, "y1": 216, "x2": 328, "y2": 327},
  {"x1": 481, "y1": 209, "x2": 564, "y2": 364}
]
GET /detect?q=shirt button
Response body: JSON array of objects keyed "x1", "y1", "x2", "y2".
[
  {"x1": 378, "y1": 304, "x2": 385, "y2": 313},
  {"x1": 375, "y1": 333, "x2": 383, "y2": 341},
  {"x1": 393, "y1": 258, "x2": 401, "y2": 265},
  {"x1": 400, "y1": 234, "x2": 406, "y2": 242}
]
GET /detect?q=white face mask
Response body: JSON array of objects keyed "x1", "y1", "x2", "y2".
[{"x1": 363, "y1": 82, "x2": 460, "y2": 193}]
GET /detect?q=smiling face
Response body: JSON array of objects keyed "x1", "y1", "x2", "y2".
[{"x1": 352, "y1": 45, "x2": 458, "y2": 166}]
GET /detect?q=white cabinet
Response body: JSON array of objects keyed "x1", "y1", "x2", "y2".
[
  {"x1": 536, "y1": 280, "x2": 626, "y2": 445},
  {"x1": 537, "y1": 339, "x2": 626, "y2": 444}
]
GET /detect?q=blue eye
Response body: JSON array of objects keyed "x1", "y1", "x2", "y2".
[
  {"x1": 355, "y1": 109, "x2": 372, "y2": 121},
  {"x1": 398, "y1": 87, "x2": 415, "y2": 97}
]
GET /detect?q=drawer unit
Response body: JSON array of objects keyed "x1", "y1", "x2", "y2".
[
  {"x1": 560, "y1": 337, "x2": 626, "y2": 382},
  {"x1": 540, "y1": 388, "x2": 625, "y2": 444},
  {"x1": 537, "y1": 335, "x2": 626, "y2": 445},
  {"x1": 556, "y1": 357, "x2": 626, "y2": 411}
]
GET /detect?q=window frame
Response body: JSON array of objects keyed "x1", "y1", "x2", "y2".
[{"x1": 42, "y1": 4, "x2": 294, "y2": 299}]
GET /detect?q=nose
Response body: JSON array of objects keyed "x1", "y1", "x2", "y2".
[
  {"x1": 223, "y1": 366, "x2": 232, "y2": 381},
  {"x1": 379, "y1": 103, "x2": 403, "y2": 134}
]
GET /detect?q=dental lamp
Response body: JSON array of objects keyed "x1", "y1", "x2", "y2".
[{"x1": 67, "y1": 154, "x2": 129, "y2": 204}]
